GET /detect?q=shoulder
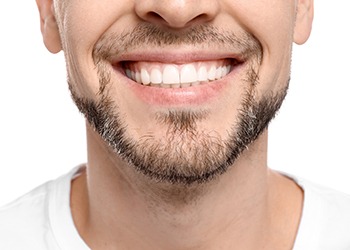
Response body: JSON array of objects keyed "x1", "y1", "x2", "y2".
[
  {"x1": 0, "y1": 180, "x2": 55, "y2": 249},
  {"x1": 0, "y1": 167, "x2": 81, "y2": 250},
  {"x1": 292, "y1": 176, "x2": 350, "y2": 249}
]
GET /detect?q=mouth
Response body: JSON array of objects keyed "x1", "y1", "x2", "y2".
[
  {"x1": 118, "y1": 59, "x2": 240, "y2": 88},
  {"x1": 110, "y1": 54, "x2": 245, "y2": 106}
]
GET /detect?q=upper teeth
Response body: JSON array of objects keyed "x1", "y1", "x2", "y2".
[{"x1": 124, "y1": 61, "x2": 232, "y2": 87}]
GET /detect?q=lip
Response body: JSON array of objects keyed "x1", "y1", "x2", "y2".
[
  {"x1": 111, "y1": 48, "x2": 246, "y2": 64},
  {"x1": 110, "y1": 52, "x2": 245, "y2": 107}
]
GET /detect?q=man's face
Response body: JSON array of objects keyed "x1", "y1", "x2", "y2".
[{"x1": 47, "y1": 0, "x2": 312, "y2": 184}]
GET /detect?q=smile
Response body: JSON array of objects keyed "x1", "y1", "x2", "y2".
[
  {"x1": 110, "y1": 53, "x2": 245, "y2": 106},
  {"x1": 121, "y1": 59, "x2": 239, "y2": 88}
]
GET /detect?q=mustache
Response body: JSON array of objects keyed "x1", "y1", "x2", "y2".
[{"x1": 92, "y1": 23, "x2": 263, "y2": 65}]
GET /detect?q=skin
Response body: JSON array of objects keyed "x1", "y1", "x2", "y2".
[{"x1": 36, "y1": 0, "x2": 313, "y2": 249}]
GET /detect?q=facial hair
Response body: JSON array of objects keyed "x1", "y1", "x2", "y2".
[{"x1": 69, "y1": 24, "x2": 288, "y2": 185}]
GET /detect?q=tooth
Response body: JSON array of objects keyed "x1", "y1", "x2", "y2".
[
  {"x1": 170, "y1": 84, "x2": 180, "y2": 88},
  {"x1": 180, "y1": 64, "x2": 197, "y2": 84},
  {"x1": 215, "y1": 66, "x2": 223, "y2": 80},
  {"x1": 150, "y1": 68, "x2": 162, "y2": 84},
  {"x1": 163, "y1": 65, "x2": 180, "y2": 84},
  {"x1": 126, "y1": 69, "x2": 132, "y2": 79},
  {"x1": 135, "y1": 72, "x2": 141, "y2": 83},
  {"x1": 222, "y1": 66, "x2": 227, "y2": 76},
  {"x1": 160, "y1": 83, "x2": 171, "y2": 88},
  {"x1": 191, "y1": 82, "x2": 200, "y2": 86},
  {"x1": 197, "y1": 66, "x2": 208, "y2": 82},
  {"x1": 141, "y1": 69, "x2": 150, "y2": 85},
  {"x1": 151, "y1": 83, "x2": 162, "y2": 87},
  {"x1": 181, "y1": 82, "x2": 191, "y2": 88},
  {"x1": 208, "y1": 65, "x2": 216, "y2": 81}
]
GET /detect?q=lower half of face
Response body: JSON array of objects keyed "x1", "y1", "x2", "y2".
[{"x1": 67, "y1": 23, "x2": 291, "y2": 185}]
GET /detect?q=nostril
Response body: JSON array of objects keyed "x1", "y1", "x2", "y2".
[
  {"x1": 191, "y1": 13, "x2": 210, "y2": 25},
  {"x1": 144, "y1": 12, "x2": 211, "y2": 29},
  {"x1": 145, "y1": 11, "x2": 167, "y2": 24},
  {"x1": 148, "y1": 12, "x2": 162, "y2": 19}
]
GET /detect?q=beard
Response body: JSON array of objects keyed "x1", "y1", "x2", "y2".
[{"x1": 69, "y1": 24, "x2": 288, "y2": 185}]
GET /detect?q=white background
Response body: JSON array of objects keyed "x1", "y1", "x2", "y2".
[{"x1": 0, "y1": 1, "x2": 349, "y2": 206}]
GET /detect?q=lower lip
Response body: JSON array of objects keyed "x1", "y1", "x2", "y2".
[{"x1": 114, "y1": 64, "x2": 243, "y2": 107}]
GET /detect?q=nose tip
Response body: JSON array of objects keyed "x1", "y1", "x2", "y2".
[{"x1": 135, "y1": 0, "x2": 220, "y2": 29}]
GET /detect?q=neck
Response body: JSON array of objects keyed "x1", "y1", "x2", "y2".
[{"x1": 71, "y1": 126, "x2": 302, "y2": 249}]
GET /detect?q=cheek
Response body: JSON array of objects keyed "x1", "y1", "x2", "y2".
[
  {"x1": 59, "y1": 0, "x2": 134, "y2": 98},
  {"x1": 224, "y1": 0, "x2": 296, "y2": 93},
  {"x1": 62, "y1": 0, "x2": 133, "y2": 45},
  {"x1": 64, "y1": 48, "x2": 100, "y2": 99}
]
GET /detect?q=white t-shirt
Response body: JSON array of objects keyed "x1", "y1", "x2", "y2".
[{"x1": 1, "y1": 166, "x2": 350, "y2": 250}]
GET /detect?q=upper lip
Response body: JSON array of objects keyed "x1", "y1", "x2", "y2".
[{"x1": 109, "y1": 49, "x2": 246, "y2": 65}]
